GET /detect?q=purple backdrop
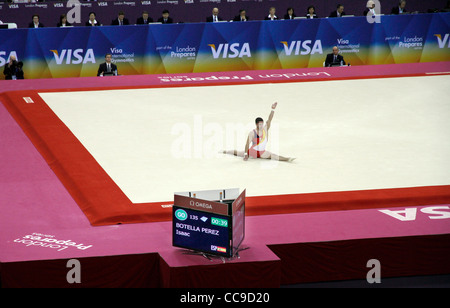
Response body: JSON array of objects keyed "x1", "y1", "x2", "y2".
[{"x1": 0, "y1": 0, "x2": 448, "y2": 29}]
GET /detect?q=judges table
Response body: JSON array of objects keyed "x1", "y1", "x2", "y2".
[{"x1": 0, "y1": 0, "x2": 447, "y2": 28}]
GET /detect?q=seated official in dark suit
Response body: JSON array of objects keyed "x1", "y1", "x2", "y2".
[
  {"x1": 28, "y1": 14, "x2": 44, "y2": 28},
  {"x1": 3, "y1": 56, "x2": 24, "y2": 80},
  {"x1": 284, "y1": 7, "x2": 296, "y2": 20},
  {"x1": 136, "y1": 11, "x2": 153, "y2": 24},
  {"x1": 157, "y1": 10, "x2": 174, "y2": 24},
  {"x1": 324, "y1": 46, "x2": 346, "y2": 67},
  {"x1": 442, "y1": 1, "x2": 450, "y2": 12},
  {"x1": 233, "y1": 9, "x2": 250, "y2": 22},
  {"x1": 306, "y1": 5, "x2": 318, "y2": 18},
  {"x1": 57, "y1": 14, "x2": 72, "y2": 27},
  {"x1": 97, "y1": 54, "x2": 118, "y2": 77},
  {"x1": 111, "y1": 11, "x2": 130, "y2": 26},
  {"x1": 206, "y1": 8, "x2": 223, "y2": 22},
  {"x1": 391, "y1": 0, "x2": 407, "y2": 14},
  {"x1": 329, "y1": 4, "x2": 346, "y2": 17},
  {"x1": 86, "y1": 12, "x2": 101, "y2": 26},
  {"x1": 264, "y1": 7, "x2": 278, "y2": 20}
]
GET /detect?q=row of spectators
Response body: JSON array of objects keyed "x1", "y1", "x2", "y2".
[{"x1": 7, "y1": 1, "x2": 450, "y2": 28}]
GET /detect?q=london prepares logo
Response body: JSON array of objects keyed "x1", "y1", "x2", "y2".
[
  {"x1": 13, "y1": 233, "x2": 93, "y2": 252},
  {"x1": 398, "y1": 36, "x2": 424, "y2": 49}
]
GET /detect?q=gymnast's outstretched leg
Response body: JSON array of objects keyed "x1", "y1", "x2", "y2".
[
  {"x1": 260, "y1": 151, "x2": 295, "y2": 162},
  {"x1": 222, "y1": 150, "x2": 245, "y2": 157}
]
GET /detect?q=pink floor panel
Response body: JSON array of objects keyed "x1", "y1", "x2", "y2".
[
  {"x1": 0, "y1": 62, "x2": 448, "y2": 93},
  {"x1": 1, "y1": 63, "x2": 450, "y2": 287}
]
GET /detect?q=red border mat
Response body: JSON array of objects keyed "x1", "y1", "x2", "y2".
[{"x1": 2, "y1": 84, "x2": 450, "y2": 226}]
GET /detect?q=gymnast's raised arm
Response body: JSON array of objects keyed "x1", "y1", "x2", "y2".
[{"x1": 266, "y1": 102, "x2": 277, "y2": 131}]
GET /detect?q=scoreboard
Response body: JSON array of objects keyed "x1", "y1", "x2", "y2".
[
  {"x1": 173, "y1": 206, "x2": 231, "y2": 256},
  {"x1": 172, "y1": 189, "x2": 245, "y2": 258}
]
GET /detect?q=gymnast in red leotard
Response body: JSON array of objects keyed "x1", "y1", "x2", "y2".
[
  {"x1": 223, "y1": 102, "x2": 295, "y2": 162},
  {"x1": 247, "y1": 123, "x2": 268, "y2": 159}
]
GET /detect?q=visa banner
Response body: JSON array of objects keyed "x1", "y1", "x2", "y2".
[{"x1": 0, "y1": 13, "x2": 449, "y2": 79}]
